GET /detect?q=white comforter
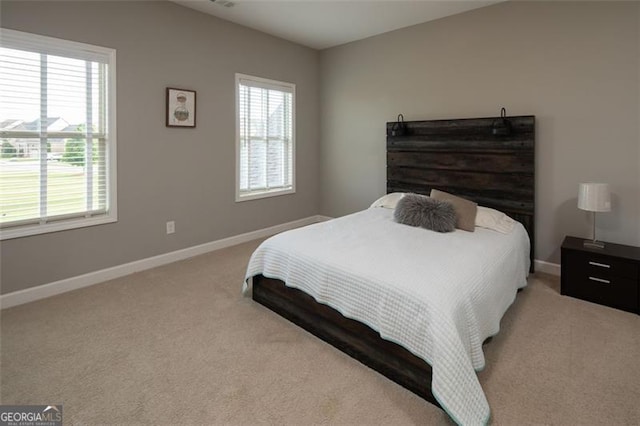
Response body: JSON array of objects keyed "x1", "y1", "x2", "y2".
[{"x1": 244, "y1": 208, "x2": 530, "y2": 425}]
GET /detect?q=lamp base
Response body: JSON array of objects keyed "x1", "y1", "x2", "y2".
[{"x1": 583, "y1": 240, "x2": 605, "y2": 249}]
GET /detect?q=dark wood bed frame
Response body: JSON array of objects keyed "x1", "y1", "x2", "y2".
[{"x1": 252, "y1": 115, "x2": 535, "y2": 411}]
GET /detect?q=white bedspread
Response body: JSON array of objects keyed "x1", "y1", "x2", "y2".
[{"x1": 244, "y1": 208, "x2": 529, "y2": 425}]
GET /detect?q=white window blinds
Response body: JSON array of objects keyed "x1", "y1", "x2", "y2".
[
  {"x1": 0, "y1": 29, "x2": 117, "y2": 239},
  {"x1": 236, "y1": 74, "x2": 295, "y2": 201}
]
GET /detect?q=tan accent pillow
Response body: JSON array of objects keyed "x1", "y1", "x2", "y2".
[{"x1": 430, "y1": 189, "x2": 477, "y2": 232}]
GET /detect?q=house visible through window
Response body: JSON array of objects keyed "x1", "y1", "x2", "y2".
[
  {"x1": 0, "y1": 29, "x2": 117, "y2": 239},
  {"x1": 236, "y1": 74, "x2": 295, "y2": 201}
]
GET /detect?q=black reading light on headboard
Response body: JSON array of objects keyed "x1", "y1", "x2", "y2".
[
  {"x1": 491, "y1": 107, "x2": 512, "y2": 136},
  {"x1": 389, "y1": 114, "x2": 406, "y2": 137}
]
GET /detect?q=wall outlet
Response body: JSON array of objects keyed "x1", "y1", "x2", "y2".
[{"x1": 166, "y1": 221, "x2": 175, "y2": 234}]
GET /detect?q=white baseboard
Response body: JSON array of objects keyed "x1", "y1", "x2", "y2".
[
  {"x1": 534, "y1": 259, "x2": 561, "y2": 276},
  {"x1": 0, "y1": 215, "x2": 326, "y2": 310},
  {"x1": 2, "y1": 214, "x2": 562, "y2": 309}
]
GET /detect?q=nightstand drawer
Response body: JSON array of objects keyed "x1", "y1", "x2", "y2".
[
  {"x1": 561, "y1": 236, "x2": 640, "y2": 314},
  {"x1": 565, "y1": 273, "x2": 638, "y2": 312},
  {"x1": 566, "y1": 251, "x2": 638, "y2": 279}
]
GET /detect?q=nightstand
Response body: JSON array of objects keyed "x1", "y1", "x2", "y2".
[{"x1": 561, "y1": 236, "x2": 640, "y2": 314}]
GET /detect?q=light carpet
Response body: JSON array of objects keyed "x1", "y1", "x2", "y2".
[{"x1": 1, "y1": 239, "x2": 639, "y2": 425}]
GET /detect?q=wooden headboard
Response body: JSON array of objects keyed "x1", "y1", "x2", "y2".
[{"x1": 386, "y1": 115, "x2": 535, "y2": 271}]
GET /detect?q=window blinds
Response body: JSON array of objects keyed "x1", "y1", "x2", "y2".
[
  {"x1": 237, "y1": 75, "x2": 294, "y2": 199},
  {"x1": 0, "y1": 29, "x2": 114, "y2": 232}
]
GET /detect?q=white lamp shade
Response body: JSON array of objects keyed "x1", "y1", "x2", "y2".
[{"x1": 578, "y1": 183, "x2": 611, "y2": 212}]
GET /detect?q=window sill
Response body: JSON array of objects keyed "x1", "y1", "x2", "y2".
[
  {"x1": 0, "y1": 213, "x2": 117, "y2": 240},
  {"x1": 235, "y1": 188, "x2": 295, "y2": 202}
]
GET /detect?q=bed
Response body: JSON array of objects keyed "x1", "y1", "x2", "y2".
[{"x1": 244, "y1": 115, "x2": 535, "y2": 425}]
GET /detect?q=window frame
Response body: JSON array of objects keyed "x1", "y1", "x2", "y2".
[
  {"x1": 235, "y1": 73, "x2": 296, "y2": 202},
  {"x1": 0, "y1": 29, "x2": 117, "y2": 240}
]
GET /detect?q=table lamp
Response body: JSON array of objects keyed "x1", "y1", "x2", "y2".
[{"x1": 577, "y1": 183, "x2": 611, "y2": 249}]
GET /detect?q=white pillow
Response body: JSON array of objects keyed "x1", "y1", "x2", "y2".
[
  {"x1": 475, "y1": 206, "x2": 516, "y2": 234},
  {"x1": 369, "y1": 192, "x2": 406, "y2": 209}
]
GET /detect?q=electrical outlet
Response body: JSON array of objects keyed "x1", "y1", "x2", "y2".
[{"x1": 166, "y1": 221, "x2": 175, "y2": 234}]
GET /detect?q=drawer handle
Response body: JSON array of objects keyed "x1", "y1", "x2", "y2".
[
  {"x1": 588, "y1": 261, "x2": 610, "y2": 269},
  {"x1": 588, "y1": 276, "x2": 611, "y2": 284}
]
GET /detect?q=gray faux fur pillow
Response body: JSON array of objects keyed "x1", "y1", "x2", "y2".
[{"x1": 394, "y1": 194, "x2": 457, "y2": 233}]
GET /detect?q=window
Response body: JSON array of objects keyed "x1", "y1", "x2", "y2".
[
  {"x1": 236, "y1": 73, "x2": 295, "y2": 201},
  {"x1": 0, "y1": 29, "x2": 117, "y2": 239}
]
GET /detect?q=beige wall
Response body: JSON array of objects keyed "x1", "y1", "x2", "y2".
[
  {"x1": 2, "y1": 1, "x2": 639, "y2": 295},
  {"x1": 320, "y1": 1, "x2": 640, "y2": 263},
  {"x1": 0, "y1": 1, "x2": 320, "y2": 294}
]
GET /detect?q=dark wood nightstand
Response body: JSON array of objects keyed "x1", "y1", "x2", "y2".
[{"x1": 561, "y1": 236, "x2": 640, "y2": 314}]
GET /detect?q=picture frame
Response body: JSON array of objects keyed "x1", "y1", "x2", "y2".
[{"x1": 166, "y1": 87, "x2": 196, "y2": 128}]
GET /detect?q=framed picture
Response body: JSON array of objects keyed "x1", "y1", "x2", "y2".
[{"x1": 166, "y1": 87, "x2": 196, "y2": 128}]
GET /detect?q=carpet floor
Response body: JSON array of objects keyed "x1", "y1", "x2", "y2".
[{"x1": 1, "y1": 239, "x2": 639, "y2": 425}]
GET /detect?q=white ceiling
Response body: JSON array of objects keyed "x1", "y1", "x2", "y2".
[{"x1": 172, "y1": 1, "x2": 499, "y2": 50}]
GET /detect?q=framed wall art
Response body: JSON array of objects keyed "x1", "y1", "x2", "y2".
[{"x1": 166, "y1": 88, "x2": 196, "y2": 128}]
